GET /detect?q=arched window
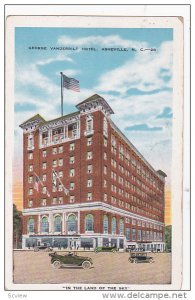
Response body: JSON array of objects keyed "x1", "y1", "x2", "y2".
[
  {"x1": 28, "y1": 218, "x2": 34, "y2": 233},
  {"x1": 86, "y1": 115, "x2": 93, "y2": 132},
  {"x1": 85, "y1": 214, "x2": 94, "y2": 232},
  {"x1": 67, "y1": 214, "x2": 77, "y2": 232},
  {"x1": 103, "y1": 117, "x2": 108, "y2": 136},
  {"x1": 27, "y1": 133, "x2": 34, "y2": 149},
  {"x1": 54, "y1": 215, "x2": 62, "y2": 232},
  {"x1": 41, "y1": 216, "x2": 49, "y2": 233},
  {"x1": 111, "y1": 217, "x2": 116, "y2": 234},
  {"x1": 103, "y1": 215, "x2": 108, "y2": 233},
  {"x1": 119, "y1": 218, "x2": 124, "y2": 235}
]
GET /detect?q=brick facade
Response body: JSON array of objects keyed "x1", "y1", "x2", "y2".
[{"x1": 20, "y1": 94, "x2": 166, "y2": 251}]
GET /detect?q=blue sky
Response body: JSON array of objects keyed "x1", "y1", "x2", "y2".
[{"x1": 14, "y1": 27, "x2": 173, "y2": 184}]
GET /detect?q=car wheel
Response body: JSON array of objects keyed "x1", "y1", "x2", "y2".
[
  {"x1": 34, "y1": 247, "x2": 39, "y2": 252},
  {"x1": 52, "y1": 260, "x2": 61, "y2": 269},
  {"x1": 112, "y1": 249, "x2": 116, "y2": 253},
  {"x1": 82, "y1": 261, "x2": 91, "y2": 269},
  {"x1": 94, "y1": 249, "x2": 99, "y2": 253},
  {"x1": 133, "y1": 259, "x2": 137, "y2": 263},
  {"x1": 149, "y1": 258, "x2": 154, "y2": 263}
]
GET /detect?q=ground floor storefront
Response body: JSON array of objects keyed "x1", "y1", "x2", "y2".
[
  {"x1": 22, "y1": 234, "x2": 165, "y2": 252},
  {"x1": 126, "y1": 241, "x2": 165, "y2": 252}
]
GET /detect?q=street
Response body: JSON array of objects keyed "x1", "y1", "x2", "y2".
[{"x1": 13, "y1": 250, "x2": 171, "y2": 285}]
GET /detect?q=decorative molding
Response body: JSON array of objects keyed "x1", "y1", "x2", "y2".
[{"x1": 39, "y1": 115, "x2": 80, "y2": 132}]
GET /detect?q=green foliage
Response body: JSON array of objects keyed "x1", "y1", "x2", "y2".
[
  {"x1": 13, "y1": 204, "x2": 22, "y2": 248},
  {"x1": 165, "y1": 225, "x2": 172, "y2": 252}
]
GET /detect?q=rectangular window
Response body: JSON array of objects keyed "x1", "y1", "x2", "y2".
[
  {"x1": 70, "y1": 169, "x2": 75, "y2": 177},
  {"x1": 42, "y1": 150, "x2": 47, "y2": 157},
  {"x1": 59, "y1": 197, "x2": 63, "y2": 204},
  {"x1": 137, "y1": 230, "x2": 141, "y2": 241},
  {"x1": 87, "y1": 137, "x2": 92, "y2": 146},
  {"x1": 104, "y1": 165, "x2": 107, "y2": 174},
  {"x1": 69, "y1": 156, "x2": 75, "y2": 164},
  {"x1": 142, "y1": 230, "x2": 145, "y2": 241},
  {"x1": 87, "y1": 164, "x2": 93, "y2": 174},
  {"x1": 42, "y1": 162, "x2": 46, "y2": 169},
  {"x1": 28, "y1": 152, "x2": 33, "y2": 159},
  {"x1": 28, "y1": 165, "x2": 33, "y2": 172},
  {"x1": 42, "y1": 174, "x2": 46, "y2": 182},
  {"x1": 58, "y1": 183, "x2": 63, "y2": 192},
  {"x1": 87, "y1": 151, "x2": 92, "y2": 160},
  {"x1": 104, "y1": 179, "x2": 107, "y2": 188},
  {"x1": 52, "y1": 160, "x2": 57, "y2": 167},
  {"x1": 104, "y1": 193, "x2": 107, "y2": 201},
  {"x1": 70, "y1": 143, "x2": 75, "y2": 151},
  {"x1": 52, "y1": 147, "x2": 57, "y2": 154},
  {"x1": 70, "y1": 182, "x2": 75, "y2": 190},
  {"x1": 132, "y1": 229, "x2": 136, "y2": 241},
  {"x1": 28, "y1": 176, "x2": 33, "y2": 183},
  {"x1": 104, "y1": 152, "x2": 107, "y2": 160},
  {"x1": 58, "y1": 158, "x2": 63, "y2": 166},
  {"x1": 87, "y1": 192, "x2": 92, "y2": 201},
  {"x1": 87, "y1": 179, "x2": 92, "y2": 187},
  {"x1": 42, "y1": 186, "x2": 47, "y2": 194},
  {"x1": 28, "y1": 200, "x2": 33, "y2": 207},
  {"x1": 52, "y1": 185, "x2": 57, "y2": 192},
  {"x1": 125, "y1": 228, "x2": 130, "y2": 240},
  {"x1": 70, "y1": 195, "x2": 75, "y2": 203},
  {"x1": 59, "y1": 171, "x2": 63, "y2": 178},
  {"x1": 52, "y1": 197, "x2": 57, "y2": 204},
  {"x1": 41, "y1": 199, "x2": 47, "y2": 206},
  {"x1": 137, "y1": 220, "x2": 142, "y2": 226},
  {"x1": 59, "y1": 146, "x2": 63, "y2": 153},
  {"x1": 104, "y1": 138, "x2": 107, "y2": 147},
  {"x1": 132, "y1": 219, "x2": 136, "y2": 226},
  {"x1": 28, "y1": 188, "x2": 33, "y2": 195}
]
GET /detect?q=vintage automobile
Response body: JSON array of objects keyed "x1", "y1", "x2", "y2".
[
  {"x1": 49, "y1": 252, "x2": 93, "y2": 269},
  {"x1": 34, "y1": 243, "x2": 53, "y2": 252},
  {"x1": 94, "y1": 246, "x2": 118, "y2": 253},
  {"x1": 128, "y1": 251, "x2": 154, "y2": 263}
]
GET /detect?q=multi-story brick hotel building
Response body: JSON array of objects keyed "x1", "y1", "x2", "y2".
[{"x1": 20, "y1": 94, "x2": 166, "y2": 251}]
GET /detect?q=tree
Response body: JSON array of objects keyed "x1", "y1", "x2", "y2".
[
  {"x1": 13, "y1": 204, "x2": 22, "y2": 249},
  {"x1": 164, "y1": 225, "x2": 172, "y2": 252}
]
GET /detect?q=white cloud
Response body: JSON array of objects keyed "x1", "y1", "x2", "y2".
[
  {"x1": 36, "y1": 53, "x2": 74, "y2": 65},
  {"x1": 15, "y1": 63, "x2": 59, "y2": 95},
  {"x1": 96, "y1": 41, "x2": 172, "y2": 94},
  {"x1": 58, "y1": 34, "x2": 148, "y2": 49}
]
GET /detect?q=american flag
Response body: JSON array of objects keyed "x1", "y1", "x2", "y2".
[
  {"x1": 62, "y1": 74, "x2": 80, "y2": 92},
  {"x1": 52, "y1": 170, "x2": 57, "y2": 186},
  {"x1": 34, "y1": 175, "x2": 39, "y2": 192}
]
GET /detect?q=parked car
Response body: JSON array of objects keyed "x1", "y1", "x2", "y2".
[
  {"x1": 128, "y1": 251, "x2": 154, "y2": 263},
  {"x1": 34, "y1": 243, "x2": 53, "y2": 252},
  {"x1": 94, "y1": 246, "x2": 118, "y2": 253},
  {"x1": 49, "y1": 252, "x2": 93, "y2": 269}
]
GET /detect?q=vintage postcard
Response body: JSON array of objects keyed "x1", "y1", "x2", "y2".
[{"x1": 5, "y1": 7, "x2": 189, "y2": 292}]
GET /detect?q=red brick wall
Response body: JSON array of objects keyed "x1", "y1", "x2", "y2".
[{"x1": 22, "y1": 108, "x2": 165, "y2": 238}]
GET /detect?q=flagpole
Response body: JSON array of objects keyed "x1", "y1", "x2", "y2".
[{"x1": 60, "y1": 72, "x2": 63, "y2": 116}]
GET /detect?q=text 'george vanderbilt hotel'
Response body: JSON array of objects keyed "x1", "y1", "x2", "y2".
[{"x1": 20, "y1": 93, "x2": 167, "y2": 251}]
